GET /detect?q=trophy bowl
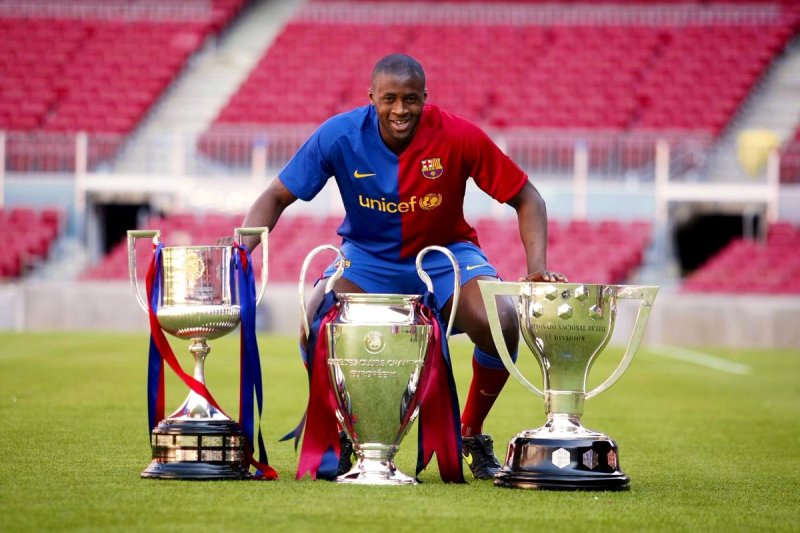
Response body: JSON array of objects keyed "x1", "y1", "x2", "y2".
[
  {"x1": 299, "y1": 245, "x2": 460, "y2": 485},
  {"x1": 128, "y1": 228, "x2": 267, "y2": 480},
  {"x1": 479, "y1": 281, "x2": 658, "y2": 490}
]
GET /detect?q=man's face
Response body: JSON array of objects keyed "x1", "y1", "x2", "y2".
[{"x1": 369, "y1": 71, "x2": 426, "y2": 154}]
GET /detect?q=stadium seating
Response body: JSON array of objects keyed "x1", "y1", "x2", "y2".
[
  {"x1": 206, "y1": 5, "x2": 795, "y2": 133},
  {"x1": 0, "y1": 206, "x2": 63, "y2": 279},
  {"x1": 681, "y1": 222, "x2": 800, "y2": 294},
  {"x1": 199, "y1": 1, "x2": 798, "y2": 171},
  {"x1": 0, "y1": 0, "x2": 246, "y2": 170},
  {"x1": 779, "y1": 126, "x2": 800, "y2": 183},
  {"x1": 82, "y1": 212, "x2": 652, "y2": 286}
]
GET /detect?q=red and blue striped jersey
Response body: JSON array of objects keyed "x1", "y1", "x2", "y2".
[{"x1": 279, "y1": 104, "x2": 528, "y2": 260}]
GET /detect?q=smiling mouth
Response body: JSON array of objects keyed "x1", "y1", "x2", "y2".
[{"x1": 390, "y1": 118, "x2": 411, "y2": 133}]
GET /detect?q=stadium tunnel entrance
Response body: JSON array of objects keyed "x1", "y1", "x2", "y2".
[
  {"x1": 672, "y1": 206, "x2": 765, "y2": 275},
  {"x1": 85, "y1": 197, "x2": 156, "y2": 264}
]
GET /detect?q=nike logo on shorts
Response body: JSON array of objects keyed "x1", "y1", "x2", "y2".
[
  {"x1": 353, "y1": 170, "x2": 376, "y2": 179},
  {"x1": 466, "y1": 264, "x2": 488, "y2": 271}
]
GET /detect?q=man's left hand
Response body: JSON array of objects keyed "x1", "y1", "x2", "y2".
[{"x1": 519, "y1": 270, "x2": 568, "y2": 283}]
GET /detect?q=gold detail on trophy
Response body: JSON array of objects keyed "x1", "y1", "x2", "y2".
[
  {"x1": 557, "y1": 303, "x2": 573, "y2": 319},
  {"x1": 184, "y1": 250, "x2": 205, "y2": 281}
]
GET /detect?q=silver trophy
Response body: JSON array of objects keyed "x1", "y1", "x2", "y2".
[
  {"x1": 299, "y1": 245, "x2": 460, "y2": 485},
  {"x1": 479, "y1": 281, "x2": 658, "y2": 490},
  {"x1": 127, "y1": 227, "x2": 268, "y2": 479}
]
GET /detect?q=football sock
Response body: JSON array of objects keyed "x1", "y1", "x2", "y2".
[{"x1": 460, "y1": 347, "x2": 516, "y2": 437}]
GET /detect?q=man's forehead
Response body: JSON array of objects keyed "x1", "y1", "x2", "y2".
[{"x1": 371, "y1": 72, "x2": 425, "y2": 93}]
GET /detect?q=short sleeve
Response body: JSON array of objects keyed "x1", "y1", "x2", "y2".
[
  {"x1": 278, "y1": 124, "x2": 336, "y2": 201},
  {"x1": 465, "y1": 124, "x2": 528, "y2": 203}
]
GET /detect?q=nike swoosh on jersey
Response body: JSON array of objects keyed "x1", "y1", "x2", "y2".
[
  {"x1": 466, "y1": 264, "x2": 488, "y2": 271},
  {"x1": 353, "y1": 170, "x2": 376, "y2": 179}
]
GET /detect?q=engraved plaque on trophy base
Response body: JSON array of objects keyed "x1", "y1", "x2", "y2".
[
  {"x1": 142, "y1": 419, "x2": 250, "y2": 480},
  {"x1": 494, "y1": 433, "x2": 629, "y2": 490}
]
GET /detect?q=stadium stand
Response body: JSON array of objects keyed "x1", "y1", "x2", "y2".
[
  {"x1": 199, "y1": 0, "x2": 799, "y2": 171},
  {"x1": 0, "y1": 0, "x2": 247, "y2": 171},
  {"x1": 681, "y1": 221, "x2": 800, "y2": 293},
  {"x1": 0, "y1": 206, "x2": 63, "y2": 278},
  {"x1": 83, "y1": 212, "x2": 651, "y2": 285},
  {"x1": 779, "y1": 125, "x2": 800, "y2": 183}
]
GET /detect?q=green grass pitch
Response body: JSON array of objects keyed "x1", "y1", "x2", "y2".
[{"x1": 1, "y1": 331, "x2": 798, "y2": 532}]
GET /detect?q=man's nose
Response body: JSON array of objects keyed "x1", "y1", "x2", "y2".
[{"x1": 391, "y1": 100, "x2": 408, "y2": 115}]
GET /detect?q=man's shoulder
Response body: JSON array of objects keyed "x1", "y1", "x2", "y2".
[
  {"x1": 320, "y1": 105, "x2": 373, "y2": 136},
  {"x1": 424, "y1": 104, "x2": 484, "y2": 137}
]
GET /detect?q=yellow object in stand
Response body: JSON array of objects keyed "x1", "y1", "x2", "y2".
[{"x1": 737, "y1": 129, "x2": 779, "y2": 177}]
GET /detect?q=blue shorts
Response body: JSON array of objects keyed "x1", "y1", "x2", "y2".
[{"x1": 322, "y1": 240, "x2": 498, "y2": 312}]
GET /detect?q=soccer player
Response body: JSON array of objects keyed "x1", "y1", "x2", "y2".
[{"x1": 238, "y1": 53, "x2": 566, "y2": 480}]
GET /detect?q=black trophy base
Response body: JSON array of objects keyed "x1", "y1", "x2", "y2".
[
  {"x1": 494, "y1": 435, "x2": 630, "y2": 491},
  {"x1": 142, "y1": 419, "x2": 250, "y2": 480}
]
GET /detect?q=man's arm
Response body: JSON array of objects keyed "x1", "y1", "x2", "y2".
[
  {"x1": 238, "y1": 178, "x2": 298, "y2": 252},
  {"x1": 506, "y1": 180, "x2": 567, "y2": 283}
]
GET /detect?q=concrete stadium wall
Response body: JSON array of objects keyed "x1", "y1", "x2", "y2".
[{"x1": 0, "y1": 281, "x2": 798, "y2": 350}]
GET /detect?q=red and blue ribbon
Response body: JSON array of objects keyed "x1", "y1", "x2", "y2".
[
  {"x1": 295, "y1": 291, "x2": 341, "y2": 480},
  {"x1": 415, "y1": 291, "x2": 465, "y2": 483},
  {"x1": 232, "y1": 243, "x2": 278, "y2": 480}
]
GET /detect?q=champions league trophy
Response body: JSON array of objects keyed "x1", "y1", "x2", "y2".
[
  {"x1": 127, "y1": 227, "x2": 268, "y2": 479},
  {"x1": 479, "y1": 281, "x2": 658, "y2": 490},
  {"x1": 299, "y1": 245, "x2": 460, "y2": 485}
]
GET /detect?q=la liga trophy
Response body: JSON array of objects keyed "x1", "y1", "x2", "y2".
[
  {"x1": 479, "y1": 281, "x2": 658, "y2": 490},
  {"x1": 127, "y1": 227, "x2": 268, "y2": 480},
  {"x1": 299, "y1": 245, "x2": 460, "y2": 485}
]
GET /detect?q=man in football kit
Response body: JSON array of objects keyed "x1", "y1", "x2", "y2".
[{"x1": 237, "y1": 53, "x2": 566, "y2": 480}]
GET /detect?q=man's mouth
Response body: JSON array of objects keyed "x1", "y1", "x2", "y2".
[{"x1": 390, "y1": 118, "x2": 411, "y2": 133}]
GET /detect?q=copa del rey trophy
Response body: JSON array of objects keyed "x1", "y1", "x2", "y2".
[
  {"x1": 297, "y1": 245, "x2": 462, "y2": 485},
  {"x1": 127, "y1": 227, "x2": 270, "y2": 480},
  {"x1": 479, "y1": 281, "x2": 658, "y2": 490}
]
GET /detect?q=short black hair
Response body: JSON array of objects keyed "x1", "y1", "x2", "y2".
[{"x1": 371, "y1": 53, "x2": 426, "y2": 88}]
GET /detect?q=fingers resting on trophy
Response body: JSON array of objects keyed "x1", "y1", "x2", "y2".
[
  {"x1": 216, "y1": 236, "x2": 234, "y2": 246},
  {"x1": 519, "y1": 270, "x2": 568, "y2": 283}
]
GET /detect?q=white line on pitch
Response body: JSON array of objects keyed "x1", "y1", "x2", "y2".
[{"x1": 648, "y1": 345, "x2": 752, "y2": 375}]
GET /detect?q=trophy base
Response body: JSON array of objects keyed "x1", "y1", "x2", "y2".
[
  {"x1": 336, "y1": 458, "x2": 417, "y2": 486},
  {"x1": 494, "y1": 434, "x2": 629, "y2": 491},
  {"x1": 142, "y1": 419, "x2": 250, "y2": 480}
]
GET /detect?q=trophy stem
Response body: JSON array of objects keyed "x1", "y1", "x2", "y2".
[
  {"x1": 168, "y1": 338, "x2": 227, "y2": 421},
  {"x1": 545, "y1": 390, "x2": 585, "y2": 420}
]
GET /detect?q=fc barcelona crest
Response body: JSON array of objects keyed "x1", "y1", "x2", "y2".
[{"x1": 421, "y1": 158, "x2": 444, "y2": 179}]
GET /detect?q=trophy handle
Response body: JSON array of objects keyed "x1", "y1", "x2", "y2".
[
  {"x1": 585, "y1": 285, "x2": 659, "y2": 399},
  {"x1": 299, "y1": 244, "x2": 346, "y2": 339},
  {"x1": 127, "y1": 229, "x2": 161, "y2": 313},
  {"x1": 234, "y1": 227, "x2": 269, "y2": 305},
  {"x1": 415, "y1": 245, "x2": 461, "y2": 339},
  {"x1": 478, "y1": 280, "x2": 545, "y2": 398}
]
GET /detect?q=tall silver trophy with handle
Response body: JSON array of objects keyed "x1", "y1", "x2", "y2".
[
  {"x1": 127, "y1": 227, "x2": 268, "y2": 479},
  {"x1": 299, "y1": 245, "x2": 460, "y2": 485},
  {"x1": 479, "y1": 281, "x2": 658, "y2": 490}
]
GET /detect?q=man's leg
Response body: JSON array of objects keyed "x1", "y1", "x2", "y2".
[{"x1": 445, "y1": 275, "x2": 519, "y2": 479}]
